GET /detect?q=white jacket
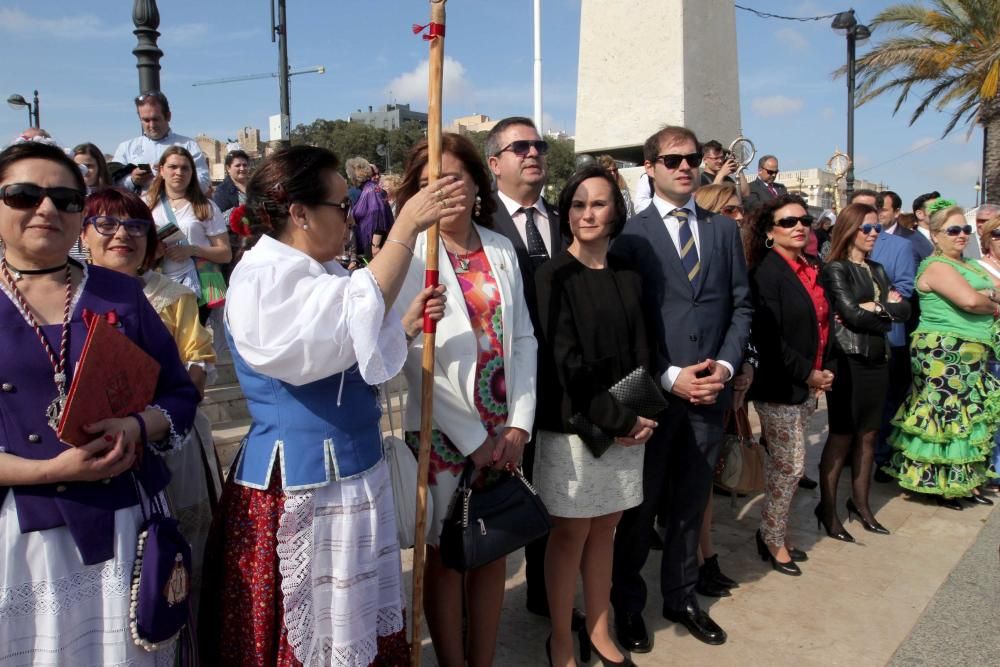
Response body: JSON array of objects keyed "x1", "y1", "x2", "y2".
[{"x1": 399, "y1": 224, "x2": 537, "y2": 455}]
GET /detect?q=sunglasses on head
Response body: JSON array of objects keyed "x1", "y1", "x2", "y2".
[
  {"x1": 774, "y1": 215, "x2": 813, "y2": 229},
  {"x1": 0, "y1": 183, "x2": 85, "y2": 213},
  {"x1": 85, "y1": 215, "x2": 152, "y2": 238},
  {"x1": 134, "y1": 90, "x2": 168, "y2": 106},
  {"x1": 497, "y1": 140, "x2": 549, "y2": 157},
  {"x1": 721, "y1": 204, "x2": 744, "y2": 216},
  {"x1": 944, "y1": 224, "x2": 973, "y2": 236},
  {"x1": 653, "y1": 152, "x2": 703, "y2": 170},
  {"x1": 859, "y1": 223, "x2": 883, "y2": 235}
]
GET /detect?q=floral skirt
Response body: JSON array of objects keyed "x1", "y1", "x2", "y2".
[
  {"x1": 885, "y1": 332, "x2": 1000, "y2": 497},
  {"x1": 199, "y1": 460, "x2": 409, "y2": 667}
]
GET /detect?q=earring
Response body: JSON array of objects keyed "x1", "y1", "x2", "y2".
[
  {"x1": 765, "y1": 237, "x2": 774, "y2": 248},
  {"x1": 302, "y1": 223, "x2": 309, "y2": 230},
  {"x1": 473, "y1": 195, "x2": 482, "y2": 218}
]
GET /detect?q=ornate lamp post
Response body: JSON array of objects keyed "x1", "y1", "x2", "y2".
[
  {"x1": 133, "y1": 0, "x2": 163, "y2": 93},
  {"x1": 831, "y1": 10, "x2": 871, "y2": 202},
  {"x1": 7, "y1": 90, "x2": 39, "y2": 128}
]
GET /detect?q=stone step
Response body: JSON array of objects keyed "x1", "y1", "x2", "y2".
[
  {"x1": 212, "y1": 417, "x2": 250, "y2": 471},
  {"x1": 211, "y1": 360, "x2": 238, "y2": 386},
  {"x1": 202, "y1": 382, "x2": 249, "y2": 423}
]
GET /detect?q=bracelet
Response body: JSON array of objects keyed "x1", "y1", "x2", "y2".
[
  {"x1": 384, "y1": 238, "x2": 414, "y2": 255},
  {"x1": 128, "y1": 412, "x2": 147, "y2": 447}
]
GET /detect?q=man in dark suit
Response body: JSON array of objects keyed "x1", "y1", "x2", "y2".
[
  {"x1": 611, "y1": 126, "x2": 752, "y2": 649},
  {"x1": 744, "y1": 154, "x2": 787, "y2": 212},
  {"x1": 484, "y1": 116, "x2": 567, "y2": 619},
  {"x1": 884, "y1": 189, "x2": 934, "y2": 261}
]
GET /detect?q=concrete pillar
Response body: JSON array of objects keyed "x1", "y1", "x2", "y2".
[{"x1": 574, "y1": 0, "x2": 742, "y2": 163}]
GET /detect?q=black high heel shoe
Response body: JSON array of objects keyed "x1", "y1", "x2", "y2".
[
  {"x1": 936, "y1": 496, "x2": 963, "y2": 510},
  {"x1": 846, "y1": 498, "x2": 890, "y2": 534},
  {"x1": 755, "y1": 529, "x2": 801, "y2": 576},
  {"x1": 813, "y1": 504, "x2": 856, "y2": 543},
  {"x1": 546, "y1": 635, "x2": 553, "y2": 667},
  {"x1": 579, "y1": 632, "x2": 636, "y2": 667},
  {"x1": 576, "y1": 624, "x2": 591, "y2": 663}
]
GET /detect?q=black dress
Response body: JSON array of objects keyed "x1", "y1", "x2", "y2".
[{"x1": 532, "y1": 250, "x2": 656, "y2": 517}]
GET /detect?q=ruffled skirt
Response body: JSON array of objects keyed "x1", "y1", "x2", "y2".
[{"x1": 885, "y1": 332, "x2": 1000, "y2": 496}]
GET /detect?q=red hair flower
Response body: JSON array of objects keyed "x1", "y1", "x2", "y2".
[{"x1": 229, "y1": 204, "x2": 251, "y2": 237}]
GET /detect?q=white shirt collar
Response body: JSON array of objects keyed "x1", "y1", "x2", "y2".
[
  {"x1": 651, "y1": 194, "x2": 696, "y2": 220},
  {"x1": 497, "y1": 189, "x2": 547, "y2": 218}
]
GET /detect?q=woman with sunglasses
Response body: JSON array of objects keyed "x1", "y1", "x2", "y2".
[
  {"x1": 975, "y1": 214, "x2": 1000, "y2": 492},
  {"x1": 198, "y1": 145, "x2": 450, "y2": 666},
  {"x1": 817, "y1": 203, "x2": 909, "y2": 539},
  {"x1": 0, "y1": 143, "x2": 198, "y2": 664},
  {"x1": 147, "y1": 146, "x2": 232, "y2": 314},
  {"x1": 885, "y1": 201, "x2": 1000, "y2": 508},
  {"x1": 80, "y1": 187, "x2": 220, "y2": 619},
  {"x1": 744, "y1": 195, "x2": 834, "y2": 575}
]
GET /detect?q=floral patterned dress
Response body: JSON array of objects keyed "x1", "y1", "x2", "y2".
[{"x1": 405, "y1": 247, "x2": 507, "y2": 543}]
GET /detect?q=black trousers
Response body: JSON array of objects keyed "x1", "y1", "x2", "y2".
[
  {"x1": 611, "y1": 406, "x2": 722, "y2": 613},
  {"x1": 876, "y1": 345, "x2": 911, "y2": 464},
  {"x1": 521, "y1": 433, "x2": 547, "y2": 607}
]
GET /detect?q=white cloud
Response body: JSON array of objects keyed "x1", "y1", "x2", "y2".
[
  {"x1": 384, "y1": 56, "x2": 471, "y2": 107},
  {"x1": 821, "y1": 107, "x2": 836, "y2": 120},
  {"x1": 751, "y1": 95, "x2": 804, "y2": 117},
  {"x1": 910, "y1": 137, "x2": 937, "y2": 151},
  {"x1": 0, "y1": 8, "x2": 125, "y2": 39},
  {"x1": 775, "y1": 27, "x2": 808, "y2": 50}
]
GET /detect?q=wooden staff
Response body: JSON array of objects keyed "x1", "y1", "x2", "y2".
[{"x1": 411, "y1": 1, "x2": 446, "y2": 664}]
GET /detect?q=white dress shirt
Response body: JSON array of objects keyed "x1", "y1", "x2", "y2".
[
  {"x1": 650, "y1": 194, "x2": 734, "y2": 390},
  {"x1": 112, "y1": 130, "x2": 212, "y2": 193},
  {"x1": 497, "y1": 190, "x2": 553, "y2": 255},
  {"x1": 633, "y1": 173, "x2": 654, "y2": 213}
]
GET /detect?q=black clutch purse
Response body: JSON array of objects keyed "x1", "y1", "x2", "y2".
[
  {"x1": 569, "y1": 366, "x2": 668, "y2": 458},
  {"x1": 439, "y1": 462, "x2": 552, "y2": 572}
]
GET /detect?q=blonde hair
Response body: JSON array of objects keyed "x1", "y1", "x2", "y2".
[
  {"x1": 981, "y1": 216, "x2": 1000, "y2": 255},
  {"x1": 927, "y1": 205, "x2": 965, "y2": 234},
  {"x1": 695, "y1": 183, "x2": 739, "y2": 214},
  {"x1": 345, "y1": 156, "x2": 372, "y2": 187}
]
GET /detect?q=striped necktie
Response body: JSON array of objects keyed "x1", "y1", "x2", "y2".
[{"x1": 672, "y1": 208, "x2": 700, "y2": 283}]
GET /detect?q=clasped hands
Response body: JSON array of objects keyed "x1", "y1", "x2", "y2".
[{"x1": 671, "y1": 358, "x2": 729, "y2": 405}]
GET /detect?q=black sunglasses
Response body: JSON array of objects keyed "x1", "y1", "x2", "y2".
[
  {"x1": 497, "y1": 140, "x2": 549, "y2": 157},
  {"x1": 989, "y1": 229, "x2": 1000, "y2": 240},
  {"x1": 721, "y1": 204, "x2": 745, "y2": 216},
  {"x1": 774, "y1": 215, "x2": 813, "y2": 229},
  {"x1": 763, "y1": 168, "x2": 779, "y2": 176},
  {"x1": 134, "y1": 90, "x2": 168, "y2": 106},
  {"x1": 316, "y1": 198, "x2": 352, "y2": 217},
  {"x1": 85, "y1": 215, "x2": 152, "y2": 238},
  {"x1": 859, "y1": 223, "x2": 883, "y2": 235},
  {"x1": 0, "y1": 183, "x2": 85, "y2": 213},
  {"x1": 653, "y1": 152, "x2": 703, "y2": 170},
  {"x1": 944, "y1": 224, "x2": 973, "y2": 236}
]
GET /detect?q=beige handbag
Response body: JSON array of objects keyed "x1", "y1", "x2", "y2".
[{"x1": 714, "y1": 406, "x2": 767, "y2": 496}]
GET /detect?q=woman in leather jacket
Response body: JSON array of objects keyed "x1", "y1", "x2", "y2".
[{"x1": 817, "y1": 203, "x2": 910, "y2": 540}]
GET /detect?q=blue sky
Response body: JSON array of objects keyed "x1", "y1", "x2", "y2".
[{"x1": 0, "y1": 1, "x2": 983, "y2": 209}]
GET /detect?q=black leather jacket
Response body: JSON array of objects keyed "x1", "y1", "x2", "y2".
[{"x1": 820, "y1": 259, "x2": 911, "y2": 362}]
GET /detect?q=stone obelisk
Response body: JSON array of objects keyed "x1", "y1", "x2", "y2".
[{"x1": 575, "y1": 0, "x2": 742, "y2": 162}]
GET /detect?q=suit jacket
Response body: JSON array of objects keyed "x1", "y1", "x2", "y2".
[
  {"x1": 748, "y1": 251, "x2": 834, "y2": 405},
  {"x1": 745, "y1": 178, "x2": 788, "y2": 211},
  {"x1": 398, "y1": 225, "x2": 538, "y2": 453},
  {"x1": 491, "y1": 192, "x2": 566, "y2": 329},
  {"x1": 891, "y1": 224, "x2": 934, "y2": 262},
  {"x1": 870, "y1": 231, "x2": 916, "y2": 347},
  {"x1": 613, "y1": 202, "x2": 752, "y2": 413}
]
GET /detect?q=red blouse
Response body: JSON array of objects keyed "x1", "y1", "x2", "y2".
[{"x1": 776, "y1": 249, "x2": 829, "y2": 370}]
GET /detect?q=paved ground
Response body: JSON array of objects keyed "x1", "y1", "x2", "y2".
[{"x1": 399, "y1": 400, "x2": 999, "y2": 666}]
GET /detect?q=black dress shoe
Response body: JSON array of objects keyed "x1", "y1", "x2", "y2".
[
  {"x1": 964, "y1": 493, "x2": 994, "y2": 506},
  {"x1": 874, "y1": 467, "x2": 894, "y2": 483},
  {"x1": 846, "y1": 498, "x2": 891, "y2": 534},
  {"x1": 701, "y1": 553, "x2": 739, "y2": 589},
  {"x1": 614, "y1": 611, "x2": 652, "y2": 654},
  {"x1": 813, "y1": 504, "x2": 856, "y2": 542},
  {"x1": 798, "y1": 475, "x2": 818, "y2": 490},
  {"x1": 649, "y1": 527, "x2": 664, "y2": 551},
  {"x1": 662, "y1": 596, "x2": 727, "y2": 645},
  {"x1": 755, "y1": 529, "x2": 801, "y2": 576},
  {"x1": 936, "y1": 496, "x2": 964, "y2": 511},
  {"x1": 786, "y1": 546, "x2": 808, "y2": 562},
  {"x1": 695, "y1": 575, "x2": 732, "y2": 598}
]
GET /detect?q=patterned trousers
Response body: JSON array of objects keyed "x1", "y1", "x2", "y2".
[{"x1": 754, "y1": 400, "x2": 815, "y2": 548}]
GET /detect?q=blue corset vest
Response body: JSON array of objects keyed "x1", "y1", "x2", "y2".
[{"x1": 228, "y1": 332, "x2": 384, "y2": 490}]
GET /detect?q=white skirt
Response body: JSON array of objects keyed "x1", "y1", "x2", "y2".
[
  {"x1": 0, "y1": 493, "x2": 175, "y2": 666},
  {"x1": 276, "y1": 459, "x2": 405, "y2": 667},
  {"x1": 533, "y1": 430, "x2": 645, "y2": 518}
]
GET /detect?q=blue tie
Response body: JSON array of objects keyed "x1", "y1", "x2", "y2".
[{"x1": 672, "y1": 208, "x2": 700, "y2": 283}]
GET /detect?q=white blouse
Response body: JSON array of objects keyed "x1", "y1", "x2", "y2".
[{"x1": 225, "y1": 235, "x2": 406, "y2": 386}]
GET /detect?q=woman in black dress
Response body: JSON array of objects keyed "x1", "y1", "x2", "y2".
[
  {"x1": 534, "y1": 165, "x2": 658, "y2": 667},
  {"x1": 818, "y1": 203, "x2": 910, "y2": 539}
]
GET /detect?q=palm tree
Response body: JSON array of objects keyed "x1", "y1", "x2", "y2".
[{"x1": 849, "y1": 0, "x2": 1000, "y2": 204}]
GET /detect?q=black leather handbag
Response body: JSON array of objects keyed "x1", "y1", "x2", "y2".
[
  {"x1": 439, "y1": 462, "x2": 552, "y2": 572},
  {"x1": 568, "y1": 366, "x2": 669, "y2": 458}
]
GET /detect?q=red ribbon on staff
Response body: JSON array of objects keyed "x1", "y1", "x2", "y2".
[
  {"x1": 412, "y1": 22, "x2": 445, "y2": 40},
  {"x1": 422, "y1": 270, "x2": 439, "y2": 333}
]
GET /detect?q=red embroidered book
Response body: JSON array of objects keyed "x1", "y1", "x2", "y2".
[{"x1": 57, "y1": 315, "x2": 161, "y2": 446}]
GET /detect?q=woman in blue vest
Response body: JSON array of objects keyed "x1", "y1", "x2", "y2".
[{"x1": 199, "y1": 145, "x2": 455, "y2": 667}]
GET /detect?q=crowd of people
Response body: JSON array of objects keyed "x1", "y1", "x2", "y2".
[{"x1": 0, "y1": 90, "x2": 998, "y2": 667}]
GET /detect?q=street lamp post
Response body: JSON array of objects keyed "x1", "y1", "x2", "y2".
[
  {"x1": 270, "y1": 0, "x2": 291, "y2": 147},
  {"x1": 132, "y1": 0, "x2": 163, "y2": 94},
  {"x1": 6, "y1": 90, "x2": 40, "y2": 128},
  {"x1": 975, "y1": 180, "x2": 982, "y2": 207},
  {"x1": 832, "y1": 10, "x2": 870, "y2": 202}
]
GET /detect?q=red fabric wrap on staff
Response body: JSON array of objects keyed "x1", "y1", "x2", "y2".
[
  {"x1": 412, "y1": 22, "x2": 445, "y2": 40},
  {"x1": 423, "y1": 270, "x2": 439, "y2": 333}
]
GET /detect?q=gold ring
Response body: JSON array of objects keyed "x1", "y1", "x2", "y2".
[
  {"x1": 436, "y1": 190, "x2": 446, "y2": 201},
  {"x1": 439, "y1": 198, "x2": 447, "y2": 209}
]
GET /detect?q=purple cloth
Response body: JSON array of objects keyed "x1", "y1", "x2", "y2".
[
  {"x1": 352, "y1": 180, "x2": 394, "y2": 258},
  {"x1": 0, "y1": 265, "x2": 199, "y2": 564}
]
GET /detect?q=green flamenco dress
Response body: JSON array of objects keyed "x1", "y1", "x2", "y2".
[{"x1": 886, "y1": 256, "x2": 1000, "y2": 497}]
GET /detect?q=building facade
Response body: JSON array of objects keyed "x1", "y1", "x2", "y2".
[
  {"x1": 350, "y1": 104, "x2": 428, "y2": 130},
  {"x1": 750, "y1": 168, "x2": 885, "y2": 211}
]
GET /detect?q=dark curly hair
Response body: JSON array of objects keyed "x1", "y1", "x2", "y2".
[{"x1": 744, "y1": 194, "x2": 810, "y2": 269}]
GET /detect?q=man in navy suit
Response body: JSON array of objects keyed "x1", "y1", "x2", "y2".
[
  {"x1": 744, "y1": 154, "x2": 788, "y2": 212},
  {"x1": 485, "y1": 116, "x2": 567, "y2": 619},
  {"x1": 610, "y1": 126, "x2": 751, "y2": 649}
]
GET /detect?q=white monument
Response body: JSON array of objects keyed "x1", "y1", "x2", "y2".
[{"x1": 575, "y1": 0, "x2": 742, "y2": 162}]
